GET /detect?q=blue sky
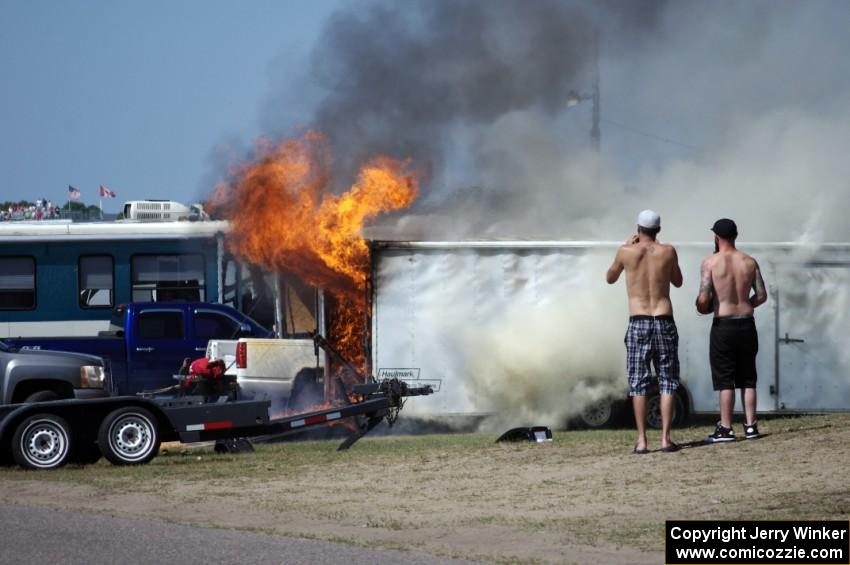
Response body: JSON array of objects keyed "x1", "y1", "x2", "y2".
[
  {"x1": 2, "y1": 0, "x2": 848, "y2": 236},
  {"x1": 0, "y1": 0, "x2": 342, "y2": 209}
]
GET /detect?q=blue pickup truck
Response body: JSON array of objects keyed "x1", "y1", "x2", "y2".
[{"x1": 4, "y1": 302, "x2": 272, "y2": 396}]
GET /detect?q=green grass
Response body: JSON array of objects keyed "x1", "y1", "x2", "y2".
[{"x1": 2, "y1": 414, "x2": 848, "y2": 564}]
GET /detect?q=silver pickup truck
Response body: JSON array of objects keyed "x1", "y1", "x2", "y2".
[
  {"x1": 205, "y1": 338, "x2": 324, "y2": 414},
  {"x1": 0, "y1": 340, "x2": 110, "y2": 404}
]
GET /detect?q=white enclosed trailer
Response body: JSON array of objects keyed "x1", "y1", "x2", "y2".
[{"x1": 369, "y1": 240, "x2": 850, "y2": 426}]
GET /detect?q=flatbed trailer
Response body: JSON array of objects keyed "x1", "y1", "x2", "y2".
[{"x1": 0, "y1": 379, "x2": 431, "y2": 470}]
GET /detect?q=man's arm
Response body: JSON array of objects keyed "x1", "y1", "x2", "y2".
[
  {"x1": 606, "y1": 248, "x2": 625, "y2": 284},
  {"x1": 749, "y1": 260, "x2": 768, "y2": 308},
  {"x1": 670, "y1": 246, "x2": 683, "y2": 288},
  {"x1": 695, "y1": 257, "x2": 714, "y2": 314}
]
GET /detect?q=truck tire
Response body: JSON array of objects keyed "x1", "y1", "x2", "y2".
[
  {"x1": 12, "y1": 413, "x2": 73, "y2": 470},
  {"x1": 646, "y1": 389, "x2": 687, "y2": 429},
  {"x1": 579, "y1": 399, "x2": 616, "y2": 429},
  {"x1": 576, "y1": 398, "x2": 627, "y2": 429},
  {"x1": 97, "y1": 407, "x2": 160, "y2": 465},
  {"x1": 287, "y1": 368, "x2": 324, "y2": 412},
  {"x1": 24, "y1": 390, "x2": 61, "y2": 403}
]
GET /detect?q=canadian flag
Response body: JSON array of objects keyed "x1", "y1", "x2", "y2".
[{"x1": 99, "y1": 185, "x2": 116, "y2": 198}]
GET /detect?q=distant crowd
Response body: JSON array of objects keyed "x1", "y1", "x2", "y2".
[{"x1": 1, "y1": 199, "x2": 62, "y2": 221}]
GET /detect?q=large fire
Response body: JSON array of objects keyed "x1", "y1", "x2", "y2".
[{"x1": 211, "y1": 131, "x2": 418, "y2": 383}]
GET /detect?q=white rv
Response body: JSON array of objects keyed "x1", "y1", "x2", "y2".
[{"x1": 368, "y1": 240, "x2": 850, "y2": 427}]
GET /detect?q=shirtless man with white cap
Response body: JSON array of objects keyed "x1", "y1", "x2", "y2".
[{"x1": 607, "y1": 210, "x2": 683, "y2": 453}]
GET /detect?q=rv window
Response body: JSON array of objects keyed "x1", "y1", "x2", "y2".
[
  {"x1": 131, "y1": 254, "x2": 205, "y2": 302},
  {"x1": 79, "y1": 255, "x2": 114, "y2": 308},
  {"x1": 193, "y1": 311, "x2": 241, "y2": 340},
  {"x1": 0, "y1": 257, "x2": 36, "y2": 310},
  {"x1": 137, "y1": 311, "x2": 184, "y2": 340}
]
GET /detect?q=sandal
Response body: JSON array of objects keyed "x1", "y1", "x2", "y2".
[
  {"x1": 661, "y1": 442, "x2": 681, "y2": 453},
  {"x1": 632, "y1": 446, "x2": 649, "y2": 455}
]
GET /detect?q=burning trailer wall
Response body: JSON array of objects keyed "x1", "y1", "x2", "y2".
[
  {"x1": 368, "y1": 240, "x2": 850, "y2": 428},
  {"x1": 211, "y1": 131, "x2": 419, "y2": 389}
]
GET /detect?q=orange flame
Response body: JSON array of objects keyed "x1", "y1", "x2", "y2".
[{"x1": 211, "y1": 131, "x2": 418, "y2": 378}]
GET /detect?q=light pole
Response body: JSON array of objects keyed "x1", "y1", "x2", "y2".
[{"x1": 566, "y1": 31, "x2": 600, "y2": 153}]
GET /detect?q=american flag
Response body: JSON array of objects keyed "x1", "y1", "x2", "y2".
[
  {"x1": 99, "y1": 185, "x2": 116, "y2": 198},
  {"x1": 68, "y1": 185, "x2": 81, "y2": 200}
]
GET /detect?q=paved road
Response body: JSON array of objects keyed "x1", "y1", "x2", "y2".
[{"x1": 0, "y1": 504, "x2": 476, "y2": 565}]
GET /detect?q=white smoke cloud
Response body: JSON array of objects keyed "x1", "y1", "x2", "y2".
[
  {"x1": 457, "y1": 254, "x2": 627, "y2": 428},
  {"x1": 281, "y1": 1, "x2": 850, "y2": 426}
]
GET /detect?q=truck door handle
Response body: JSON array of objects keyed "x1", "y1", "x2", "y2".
[
  {"x1": 778, "y1": 332, "x2": 805, "y2": 344},
  {"x1": 135, "y1": 347, "x2": 155, "y2": 352}
]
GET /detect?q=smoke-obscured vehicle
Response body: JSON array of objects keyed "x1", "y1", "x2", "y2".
[{"x1": 0, "y1": 339, "x2": 109, "y2": 404}]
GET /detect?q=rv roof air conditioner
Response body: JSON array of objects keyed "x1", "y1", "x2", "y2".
[{"x1": 121, "y1": 200, "x2": 209, "y2": 222}]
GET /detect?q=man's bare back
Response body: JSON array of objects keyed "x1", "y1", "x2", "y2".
[
  {"x1": 607, "y1": 237, "x2": 683, "y2": 316},
  {"x1": 697, "y1": 249, "x2": 767, "y2": 317}
]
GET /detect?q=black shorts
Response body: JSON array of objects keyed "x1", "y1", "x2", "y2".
[{"x1": 710, "y1": 317, "x2": 758, "y2": 390}]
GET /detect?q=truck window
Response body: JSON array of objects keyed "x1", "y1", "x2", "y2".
[
  {"x1": 137, "y1": 311, "x2": 184, "y2": 340},
  {"x1": 193, "y1": 311, "x2": 241, "y2": 340},
  {"x1": 79, "y1": 255, "x2": 114, "y2": 308},
  {"x1": 131, "y1": 254, "x2": 205, "y2": 302},
  {"x1": 0, "y1": 256, "x2": 36, "y2": 310}
]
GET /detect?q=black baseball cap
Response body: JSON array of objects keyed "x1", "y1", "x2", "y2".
[{"x1": 711, "y1": 218, "x2": 738, "y2": 239}]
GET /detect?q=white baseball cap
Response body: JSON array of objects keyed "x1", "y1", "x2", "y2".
[{"x1": 637, "y1": 209, "x2": 660, "y2": 229}]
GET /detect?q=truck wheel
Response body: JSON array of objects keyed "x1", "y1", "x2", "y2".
[
  {"x1": 98, "y1": 407, "x2": 160, "y2": 465},
  {"x1": 646, "y1": 389, "x2": 687, "y2": 429},
  {"x1": 24, "y1": 390, "x2": 60, "y2": 403},
  {"x1": 288, "y1": 368, "x2": 324, "y2": 412},
  {"x1": 579, "y1": 399, "x2": 615, "y2": 428},
  {"x1": 12, "y1": 413, "x2": 73, "y2": 470},
  {"x1": 577, "y1": 398, "x2": 625, "y2": 429}
]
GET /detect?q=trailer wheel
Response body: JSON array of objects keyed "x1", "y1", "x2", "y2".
[
  {"x1": 12, "y1": 413, "x2": 73, "y2": 470},
  {"x1": 98, "y1": 407, "x2": 160, "y2": 465}
]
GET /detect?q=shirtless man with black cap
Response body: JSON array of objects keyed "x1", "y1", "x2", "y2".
[
  {"x1": 695, "y1": 218, "x2": 768, "y2": 443},
  {"x1": 607, "y1": 210, "x2": 683, "y2": 453}
]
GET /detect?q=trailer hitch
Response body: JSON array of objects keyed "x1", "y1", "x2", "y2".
[{"x1": 336, "y1": 378, "x2": 434, "y2": 451}]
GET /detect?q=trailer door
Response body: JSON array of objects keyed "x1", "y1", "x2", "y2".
[{"x1": 776, "y1": 263, "x2": 850, "y2": 411}]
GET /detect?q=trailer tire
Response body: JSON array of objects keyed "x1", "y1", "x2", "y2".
[
  {"x1": 12, "y1": 413, "x2": 73, "y2": 470},
  {"x1": 98, "y1": 407, "x2": 160, "y2": 465}
]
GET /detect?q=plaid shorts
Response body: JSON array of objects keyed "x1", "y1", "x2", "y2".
[{"x1": 625, "y1": 315, "x2": 680, "y2": 396}]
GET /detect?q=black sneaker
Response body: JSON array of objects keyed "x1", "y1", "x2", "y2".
[
  {"x1": 707, "y1": 423, "x2": 735, "y2": 443},
  {"x1": 743, "y1": 422, "x2": 760, "y2": 439}
]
